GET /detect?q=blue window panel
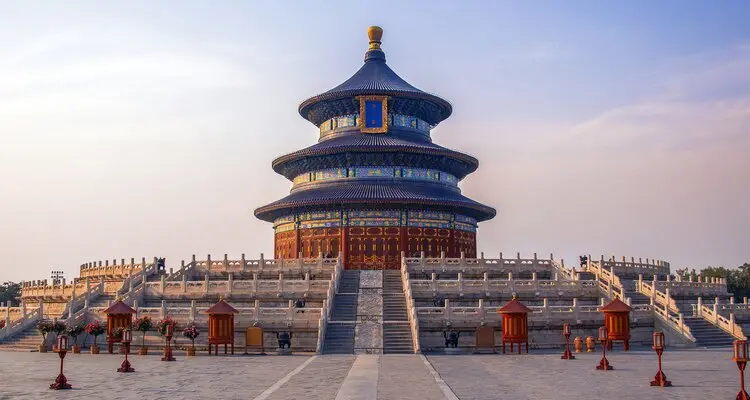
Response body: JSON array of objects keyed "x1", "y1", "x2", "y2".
[{"x1": 364, "y1": 101, "x2": 383, "y2": 128}]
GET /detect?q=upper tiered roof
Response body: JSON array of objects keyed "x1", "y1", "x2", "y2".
[{"x1": 298, "y1": 26, "x2": 452, "y2": 127}]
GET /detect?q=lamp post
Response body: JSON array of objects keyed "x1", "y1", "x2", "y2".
[
  {"x1": 595, "y1": 326, "x2": 613, "y2": 370},
  {"x1": 49, "y1": 335, "x2": 72, "y2": 390},
  {"x1": 161, "y1": 323, "x2": 176, "y2": 361},
  {"x1": 117, "y1": 328, "x2": 135, "y2": 373},
  {"x1": 561, "y1": 323, "x2": 575, "y2": 360},
  {"x1": 734, "y1": 340, "x2": 750, "y2": 400},
  {"x1": 650, "y1": 332, "x2": 671, "y2": 387}
]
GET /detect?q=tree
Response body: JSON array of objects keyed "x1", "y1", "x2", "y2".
[{"x1": 0, "y1": 282, "x2": 20, "y2": 305}]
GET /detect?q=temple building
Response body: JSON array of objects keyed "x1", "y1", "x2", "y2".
[{"x1": 254, "y1": 26, "x2": 496, "y2": 269}]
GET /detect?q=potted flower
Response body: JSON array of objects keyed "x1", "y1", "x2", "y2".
[
  {"x1": 85, "y1": 321, "x2": 105, "y2": 354},
  {"x1": 156, "y1": 316, "x2": 177, "y2": 358},
  {"x1": 66, "y1": 323, "x2": 85, "y2": 354},
  {"x1": 0, "y1": 320, "x2": 6, "y2": 329},
  {"x1": 51, "y1": 320, "x2": 66, "y2": 351},
  {"x1": 134, "y1": 316, "x2": 154, "y2": 355},
  {"x1": 36, "y1": 320, "x2": 53, "y2": 353},
  {"x1": 182, "y1": 322, "x2": 200, "y2": 356}
]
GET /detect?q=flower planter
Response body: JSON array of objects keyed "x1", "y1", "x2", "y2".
[
  {"x1": 90, "y1": 345, "x2": 100, "y2": 354},
  {"x1": 186, "y1": 347, "x2": 196, "y2": 357},
  {"x1": 138, "y1": 347, "x2": 149, "y2": 356},
  {"x1": 72, "y1": 345, "x2": 81, "y2": 354},
  {"x1": 38, "y1": 344, "x2": 48, "y2": 353}
]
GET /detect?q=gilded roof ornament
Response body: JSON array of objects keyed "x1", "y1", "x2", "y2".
[{"x1": 368, "y1": 26, "x2": 383, "y2": 50}]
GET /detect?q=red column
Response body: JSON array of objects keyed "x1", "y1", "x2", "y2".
[{"x1": 341, "y1": 228, "x2": 349, "y2": 269}]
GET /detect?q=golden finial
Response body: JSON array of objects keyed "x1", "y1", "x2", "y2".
[
  {"x1": 511, "y1": 294, "x2": 518, "y2": 301},
  {"x1": 368, "y1": 26, "x2": 383, "y2": 50}
]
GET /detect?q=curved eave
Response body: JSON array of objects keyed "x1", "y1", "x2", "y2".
[
  {"x1": 254, "y1": 182, "x2": 496, "y2": 223},
  {"x1": 299, "y1": 90, "x2": 452, "y2": 126},
  {"x1": 271, "y1": 134, "x2": 479, "y2": 180}
]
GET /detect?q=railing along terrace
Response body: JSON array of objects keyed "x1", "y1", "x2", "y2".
[
  {"x1": 401, "y1": 257, "x2": 422, "y2": 353},
  {"x1": 143, "y1": 273, "x2": 333, "y2": 298},
  {"x1": 87, "y1": 300, "x2": 323, "y2": 329},
  {"x1": 0, "y1": 304, "x2": 42, "y2": 342},
  {"x1": 408, "y1": 272, "x2": 598, "y2": 298},
  {"x1": 191, "y1": 254, "x2": 338, "y2": 276},
  {"x1": 415, "y1": 298, "x2": 653, "y2": 327},
  {"x1": 78, "y1": 257, "x2": 150, "y2": 279},
  {"x1": 316, "y1": 256, "x2": 343, "y2": 354},
  {"x1": 694, "y1": 300, "x2": 747, "y2": 340},
  {"x1": 404, "y1": 252, "x2": 558, "y2": 275},
  {"x1": 594, "y1": 255, "x2": 671, "y2": 277}
]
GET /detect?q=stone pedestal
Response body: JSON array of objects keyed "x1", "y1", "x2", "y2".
[
  {"x1": 444, "y1": 347, "x2": 461, "y2": 355},
  {"x1": 277, "y1": 348, "x2": 292, "y2": 356}
]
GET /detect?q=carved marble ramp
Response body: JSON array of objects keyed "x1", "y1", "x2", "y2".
[{"x1": 354, "y1": 271, "x2": 384, "y2": 354}]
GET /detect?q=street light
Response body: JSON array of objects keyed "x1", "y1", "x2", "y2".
[
  {"x1": 734, "y1": 340, "x2": 749, "y2": 400},
  {"x1": 117, "y1": 328, "x2": 135, "y2": 373},
  {"x1": 595, "y1": 326, "x2": 613, "y2": 370},
  {"x1": 650, "y1": 332, "x2": 671, "y2": 387},
  {"x1": 49, "y1": 335, "x2": 72, "y2": 390},
  {"x1": 560, "y1": 323, "x2": 575, "y2": 360}
]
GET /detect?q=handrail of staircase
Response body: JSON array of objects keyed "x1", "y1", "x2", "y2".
[
  {"x1": 551, "y1": 260, "x2": 575, "y2": 281},
  {"x1": 697, "y1": 303, "x2": 747, "y2": 340},
  {"x1": 401, "y1": 254, "x2": 421, "y2": 353},
  {"x1": 316, "y1": 256, "x2": 342, "y2": 354},
  {"x1": 637, "y1": 280, "x2": 680, "y2": 314},
  {"x1": 164, "y1": 260, "x2": 197, "y2": 282},
  {"x1": 652, "y1": 301, "x2": 696, "y2": 343},
  {"x1": 0, "y1": 306, "x2": 42, "y2": 342}
]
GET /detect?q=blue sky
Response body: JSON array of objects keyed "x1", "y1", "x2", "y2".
[{"x1": 1, "y1": 1, "x2": 749, "y2": 281}]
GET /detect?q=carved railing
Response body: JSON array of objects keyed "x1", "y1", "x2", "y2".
[
  {"x1": 695, "y1": 302, "x2": 747, "y2": 340},
  {"x1": 588, "y1": 261, "x2": 627, "y2": 301},
  {"x1": 0, "y1": 306, "x2": 42, "y2": 342},
  {"x1": 317, "y1": 257, "x2": 342, "y2": 354},
  {"x1": 651, "y1": 301, "x2": 695, "y2": 342},
  {"x1": 408, "y1": 275, "x2": 598, "y2": 298},
  {"x1": 404, "y1": 252, "x2": 557, "y2": 275},
  {"x1": 551, "y1": 260, "x2": 576, "y2": 281},
  {"x1": 192, "y1": 254, "x2": 338, "y2": 275},
  {"x1": 79, "y1": 257, "x2": 150, "y2": 279},
  {"x1": 401, "y1": 258, "x2": 421, "y2": 353},
  {"x1": 415, "y1": 299, "x2": 653, "y2": 326},
  {"x1": 637, "y1": 279, "x2": 681, "y2": 314},
  {"x1": 143, "y1": 275, "x2": 331, "y2": 297},
  {"x1": 598, "y1": 256, "x2": 670, "y2": 277}
]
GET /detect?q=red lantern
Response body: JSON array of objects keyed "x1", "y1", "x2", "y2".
[
  {"x1": 650, "y1": 332, "x2": 671, "y2": 387},
  {"x1": 50, "y1": 335, "x2": 72, "y2": 390},
  {"x1": 596, "y1": 326, "x2": 613, "y2": 371},
  {"x1": 734, "y1": 340, "x2": 749, "y2": 400},
  {"x1": 560, "y1": 323, "x2": 574, "y2": 360},
  {"x1": 123, "y1": 328, "x2": 132, "y2": 344},
  {"x1": 117, "y1": 328, "x2": 135, "y2": 373}
]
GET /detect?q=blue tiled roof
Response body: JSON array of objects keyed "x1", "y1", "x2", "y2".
[
  {"x1": 298, "y1": 49, "x2": 452, "y2": 126},
  {"x1": 254, "y1": 181, "x2": 496, "y2": 222},
  {"x1": 272, "y1": 132, "x2": 479, "y2": 180}
]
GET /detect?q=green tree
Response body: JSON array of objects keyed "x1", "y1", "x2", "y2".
[{"x1": 0, "y1": 282, "x2": 20, "y2": 305}]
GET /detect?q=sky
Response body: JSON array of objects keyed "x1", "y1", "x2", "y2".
[{"x1": 1, "y1": 1, "x2": 749, "y2": 282}]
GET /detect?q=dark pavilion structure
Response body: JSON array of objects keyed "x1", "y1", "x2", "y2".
[{"x1": 255, "y1": 26, "x2": 495, "y2": 270}]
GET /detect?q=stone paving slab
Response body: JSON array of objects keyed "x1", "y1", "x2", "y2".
[
  {"x1": 427, "y1": 348, "x2": 739, "y2": 400},
  {"x1": 0, "y1": 349, "x2": 740, "y2": 399},
  {"x1": 377, "y1": 354, "x2": 448, "y2": 400},
  {"x1": 0, "y1": 353, "x2": 309, "y2": 400},
  {"x1": 266, "y1": 355, "x2": 355, "y2": 400}
]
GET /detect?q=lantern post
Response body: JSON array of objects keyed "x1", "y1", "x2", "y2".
[
  {"x1": 734, "y1": 340, "x2": 750, "y2": 400},
  {"x1": 49, "y1": 335, "x2": 72, "y2": 390},
  {"x1": 595, "y1": 326, "x2": 613, "y2": 370},
  {"x1": 561, "y1": 323, "x2": 575, "y2": 360},
  {"x1": 117, "y1": 328, "x2": 135, "y2": 372},
  {"x1": 161, "y1": 323, "x2": 176, "y2": 361},
  {"x1": 649, "y1": 332, "x2": 670, "y2": 387}
]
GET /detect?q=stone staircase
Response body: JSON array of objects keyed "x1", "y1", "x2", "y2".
[
  {"x1": 383, "y1": 270, "x2": 413, "y2": 354},
  {"x1": 620, "y1": 280, "x2": 651, "y2": 304},
  {"x1": 683, "y1": 316, "x2": 735, "y2": 347},
  {"x1": 323, "y1": 270, "x2": 359, "y2": 354},
  {"x1": 0, "y1": 326, "x2": 44, "y2": 352}
]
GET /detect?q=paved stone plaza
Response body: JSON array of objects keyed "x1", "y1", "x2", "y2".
[{"x1": 0, "y1": 348, "x2": 740, "y2": 399}]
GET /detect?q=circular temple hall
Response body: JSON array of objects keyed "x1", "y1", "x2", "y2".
[{"x1": 254, "y1": 26, "x2": 496, "y2": 269}]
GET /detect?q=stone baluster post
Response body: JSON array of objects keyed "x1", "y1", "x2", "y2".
[
  {"x1": 696, "y1": 297, "x2": 703, "y2": 317},
  {"x1": 305, "y1": 272, "x2": 311, "y2": 292},
  {"x1": 182, "y1": 273, "x2": 187, "y2": 294},
  {"x1": 457, "y1": 272, "x2": 463, "y2": 295},
  {"x1": 161, "y1": 300, "x2": 167, "y2": 319},
  {"x1": 482, "y1": 272, "x2": 489, "y2": 293},
  {"x1": 542, "y1": 298, "x2": 549, "y2": 321},
  {"x1": 531, "y1": 272, "x2": 538, "y2": 291},
  {"x1": 444, "y1": 299, "x2": 451, "y2": 322},
  {"x1": 206, "y1": 254, "x2": 212, "y2": 272},
  {"x1": 297, "y1": 252, "x2": 303, "y2": 268},
  {"x1": 204, "y1": 273, "x2": 209, "y2": 294},
  {"x1": 572, "y1": 297, "x2": 579, "y2": 320},
  {"x1": 254, "y1": 300, "x2": 260, "y2": 322},
  {"x1": 478, "y1": 298, "x2": 485, "y2": 321},
  {"x1": 744, "y1": 297, "x2": 748, "y2": 305},
  {"x1": 228, "y1": 273, "x2": 234, "y2": 294},
  {"x1": 241, "y1": 253, "x2": 247, "y2": 272},
  {"x1": 190, "y1": 300, "x2": 196, "y2": 321},
  {"x1": 160, "y1": 274, "x2": 166, "y2": 293},
  {"x1": 279, "y1": 272, "x2": 285, "y2": 293},
  {"x1": 252, "y1": 273, "x2": 258, "y2": 295},
  {"x1": 288, "y1": 300, "x2": 295, "y2": 321},
  {"x1": 431, "y1": 273, "x2": 437, "y2": 292},
  {"x1": 731, "y1": 296, "x2": 735, "y2": 304},
  {"x1": 420, "y1": 251, "x2": 426, "y2": 268},
  {"x1": 223, "y1": 253, "x2": 229, "y2": 271},
  {"x1": 600, "y1": 297, "x2": 606, "y2": 307}
]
